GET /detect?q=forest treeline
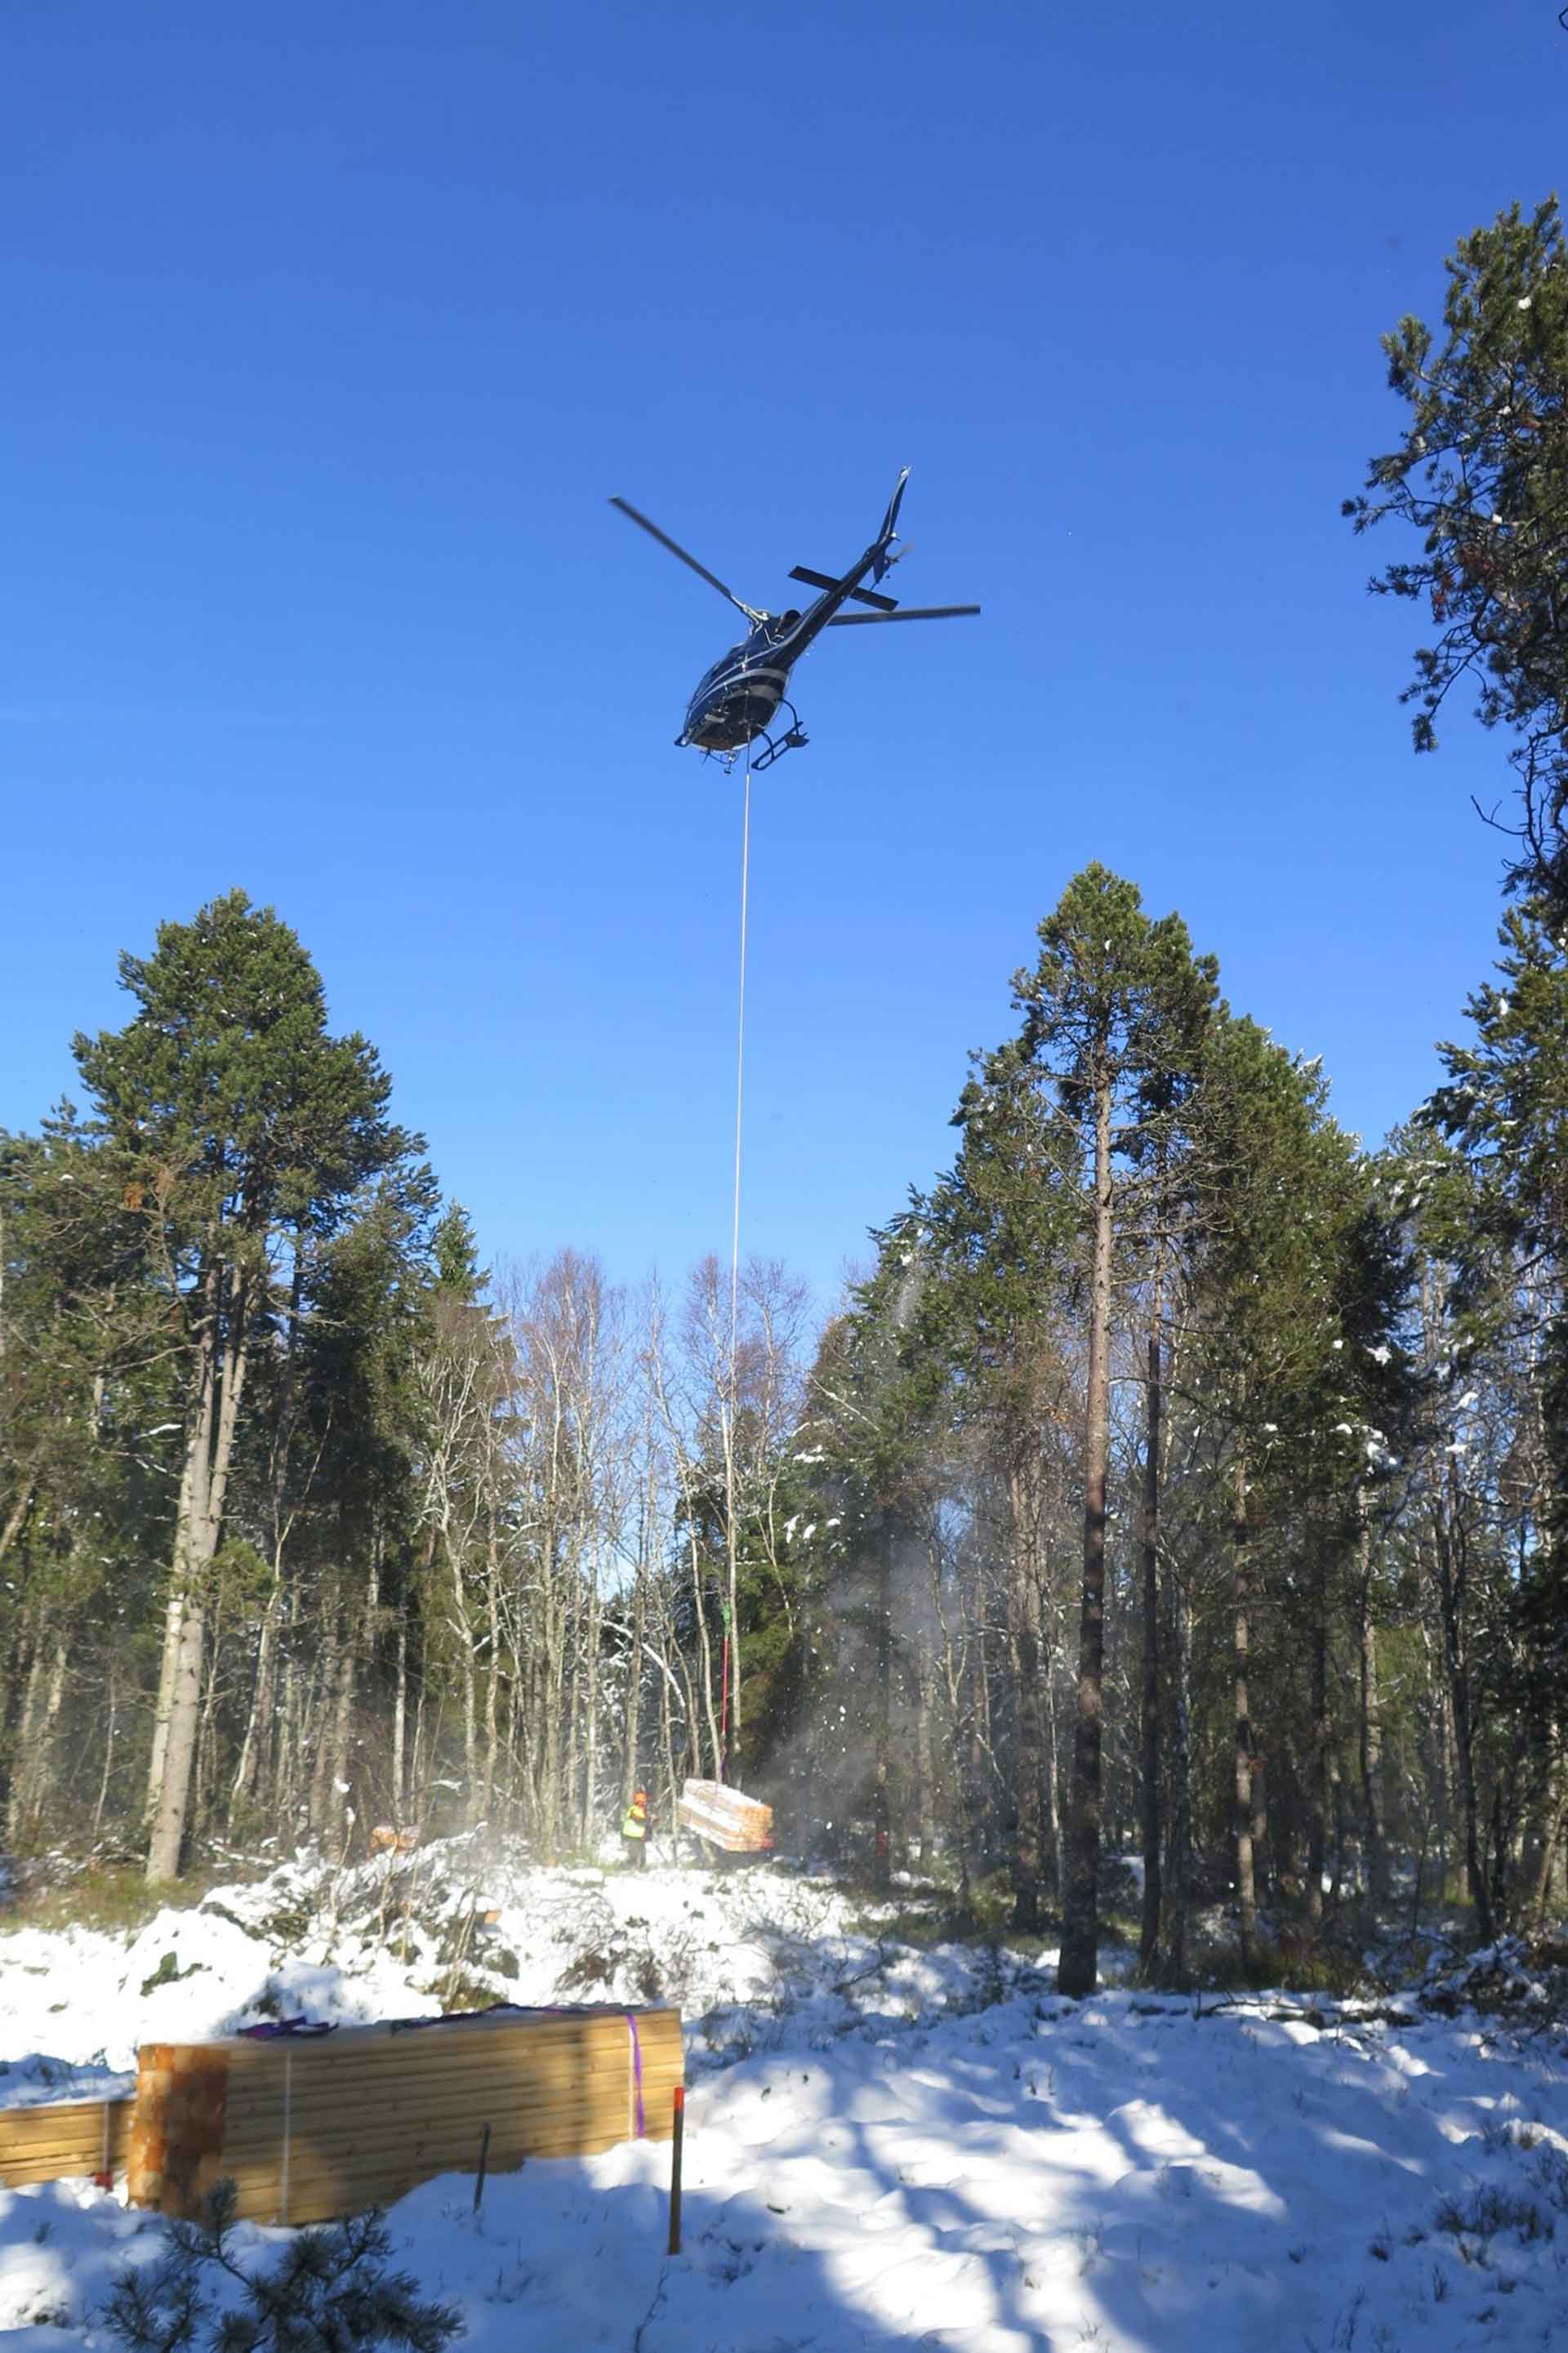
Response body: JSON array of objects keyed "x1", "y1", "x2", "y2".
[{"x1": 1, "y1": 196, "x2": 1565, "y2": 1992}]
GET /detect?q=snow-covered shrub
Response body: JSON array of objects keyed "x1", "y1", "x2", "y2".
[{"x1": 1416, "y1": 1932, "x2": 1568, "y2": 2021}]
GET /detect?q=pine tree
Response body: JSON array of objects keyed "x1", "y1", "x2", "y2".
[
  {"x1": 0, "y1": 1112, "x2": 186, "y2": 1843},
  {"x1": 1187, "y1": 1019, "x2": 1408, "y2": 1966},
  {"x1": 1346, "y1": 196, "x2": 1568, "y2": 910},
  {"x1": 100, "y1": 2181, "x2": 461, "y2": 2353},
  {"x1": 73, "y1": 890, "x2": 424, "y2": 1880},
  {"x1": 1428, "y1": 898, "x2": 1568, "y2": 1530},
  {"x1": 1003, "y1": 867, "x2": 1218, "y2": 1997},
  {"x1": 1425, "y1": 897, "x2": 1568, "y2": 1883}
]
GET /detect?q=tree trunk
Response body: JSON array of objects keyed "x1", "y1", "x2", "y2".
[
  {"x1": 915, "y1": 1651, "x2": 937, "y2": 1862},
  {"x1": 1232, "y1": 1454, "x2": 1258, "y2": 1966},
  {"x1": 623, "y1": 1553, "x2": 648, "y2": 1809},
  {"x1": 1307, "y1": 1537, "x2": 1330, "y2": 1926},
  {"x1": 659, "y1": 1630, "x2": 679, "y2": 1861},
  {"x1": 6, "y1": 1624, "x2": 66, "y2": 1849},
  {"x1": 147, "y1": 1592, "x2": 207, "y2": 1880},
  {"x1": 147, "y1": 1258, "x2": 221, "y2": 1819},
  {"x1": 872, "y1": 1509, "x2": 893, "y2": 1894},
  {"x1": 1058, "y1": 1058, "x2": 1112, "y2": 2000},
  {"x1": 1431, "y1": 1460, "x2": 1493, "y2": 1941},
  {"x1": 688, "y1": 1522, "x2": 722, "y2": 1782},
  {"x1": 92, "y1": 1661, "x2": 119, "y2": 1843},
  {"x1": 579, "y1": 1558, "x2": 602, "y2": 1856},
  {"x1": 5, "y1": 1630, "x2": 47, "y2": 1849},
  {"x1": 1527, "y1": 1780, "x2": 1568, "y2": 1930},
  {"x1": 1159, "y1": 1554, "x2": 1193, "y2": 1983},
  {"x1": 1357, "y1": 1492, "x2": 1388, "y2": 1910},
  {"x1": 147, "y1": 1263, "x2": 249, "y2": 1882},
  {"x1": 724, "y1": 1397, "x2": 742, "y2": 1777},
  {"x1": 1008, "y1": 1461, "x2": 1045, "y2": 1932},
  {"x1": 483, "y1": 1508, "x2": 501, "y2": 1823},
  {"x1": 564, "y1": 1566, "x2": 581, "y2": 1847},
  {"x1": 307, "y1": 1609, "x2": 343, "y2": 1834},
  {"x1": 229, "y1": 1250, "x2": 305, "y2": 1829},
  {"x1": 0, "y1": 1470, "x2": 38, "y2": 1568},
  {"x1": 326, "y1": 1534, "x2": 378, "y2": 1838},
  {"x1": 229, "y1": 1568, "x2": 284, "y2": 1822},
  {"x1": 1043, "y1": 1662, "x2": 1062, "y2": 1900},
  {"x1": 451, "y1": 1531, "x2": 479, "y2": 1813},
  {"x1": 1138, "y1": 1259, "x2": 1164, "y2": 1975},
  {"x1": 393, "y1": 1611, "x2": 408, "y2": 1819}
]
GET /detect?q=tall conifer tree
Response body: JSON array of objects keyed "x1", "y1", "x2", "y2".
[
  {"x1": 1000, "y1": 867, "x2": 1217, "y2": 1997},
  {"x1": 74, "y1": 891, "x2": 422, "y2": 1880}
]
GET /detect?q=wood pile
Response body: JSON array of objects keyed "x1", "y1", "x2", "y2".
[
  {"x1": 0, "y1": 2094, "x2": 131, "y2": 2190},
  {"x1": 128, "y1": 2003, "x2": 683, "y2": 2226},
  {"x1": 677, "y1": 1778, "x2": 774, "y2": 1853}
]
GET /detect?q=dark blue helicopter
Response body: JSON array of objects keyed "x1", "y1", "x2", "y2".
[{"x1": 609, "y1": 470, "x2": 979, "y2": 770}]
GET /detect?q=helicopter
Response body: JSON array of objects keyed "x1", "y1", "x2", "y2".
[{"x1": 609, "y1": 470, "x2": 979, "y2": 770}]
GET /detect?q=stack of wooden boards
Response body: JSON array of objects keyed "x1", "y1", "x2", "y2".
[
  {"x1": 676, "y1": 1778, "x2": 774, "y2": 1853},
  {"x1": 0, "y1": 2003, "x2": 681, "y2": 2228},
  {"x1": 0, "y1": 2094, "x2": 131, "y2": 2190},
  {"x1": 131, "y1": 2004, "x2": 683, "y2": 2224}
]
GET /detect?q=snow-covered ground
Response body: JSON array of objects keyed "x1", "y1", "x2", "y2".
[{"x1": 4, "y1": 1842, "x2": 1568, "y2": 2349}]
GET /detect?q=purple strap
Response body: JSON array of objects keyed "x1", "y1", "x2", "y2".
[{"x1": 626, "y1": 2012, "x2": 646, "y2": 2139}]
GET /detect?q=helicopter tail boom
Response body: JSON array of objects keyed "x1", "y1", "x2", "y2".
[{"x1": 872, "y1": 467, "x2": 911, "y2": 580}]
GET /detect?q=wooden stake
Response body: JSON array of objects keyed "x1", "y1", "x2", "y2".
[
  {"x1": 667, "y1": 2085, "x2": 684, "y2": 2256},
  {"x1": 472, "y1": 2120, "x2": 492, "y2": 2215}
]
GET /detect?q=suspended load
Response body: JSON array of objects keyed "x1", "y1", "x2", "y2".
[{"x1": 677, "y1": 1778, "x2": 774, "y2": 1855}]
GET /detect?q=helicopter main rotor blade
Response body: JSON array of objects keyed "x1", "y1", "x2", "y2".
[
  {"x1": 826, "y1": 604, "x2": 981, "y2": 625},
  {"x1": 608, "y1": 497, "x2": 765, "y2": 623}
]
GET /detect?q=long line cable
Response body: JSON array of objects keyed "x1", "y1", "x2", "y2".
[
  {"x1": 729, "y1": 757, "x2": 751, "y2": 1375},
  {"x1": 720, "y1": 754, "x2": 752, "y2": 1781}
]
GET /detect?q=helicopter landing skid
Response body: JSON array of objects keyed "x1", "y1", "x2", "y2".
[{"x1": 748, "y1": 702, "x2": 808, "y2": 773}]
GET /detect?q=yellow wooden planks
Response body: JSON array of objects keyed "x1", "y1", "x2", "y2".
[
  {"x1": 225, "y1": 2083, "x2": 679, "y2": 2164},
  {"x1": 7, "y1": 2008, "x2": 682, "y2": 2219},
  {"x1": 675, "y1": 1778, "x2": 773, "y2": 1851},
  {"x1": 0, "y1": 2097, "x2": 132, "y2": 2189},
  {"x1": 128, "y1": 2004, "x2": 684, "y2": 2222}
]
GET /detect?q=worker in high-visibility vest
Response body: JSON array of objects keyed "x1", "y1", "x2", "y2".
[{"x1": 621, "y1": 1788, "x2": 648, "y2": 1869}]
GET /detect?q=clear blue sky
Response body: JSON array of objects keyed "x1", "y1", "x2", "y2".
[{"x1": 3, "y1": 3, "x2": 1564, "y2": 1304}]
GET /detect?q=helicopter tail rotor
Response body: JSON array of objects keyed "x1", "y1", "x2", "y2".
[
  {"x1": 872, "y1": 466, "x2": 911, "y2": 581},
  {"x1": 788, "y1": 564, "x2": 899, "y2": 613}
]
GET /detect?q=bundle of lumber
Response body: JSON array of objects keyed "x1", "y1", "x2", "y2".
[
  {"x1": 128, "y1": 2003, "x2": 683, "y2": 2226},
  {"x1": 0, "y1": 2094, "x2": 131, "y2": 2190},
  {"x1": 676, "y1": 1778, "x2": 773, "y2": 1853}
]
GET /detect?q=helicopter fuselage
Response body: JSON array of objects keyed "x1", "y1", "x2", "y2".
[
  {"x1": 679, "y1": 613, "x2": 810, "y2": 751},
  {"x1": 677, "y1": 537, "x2": 886, "y2": 753}
]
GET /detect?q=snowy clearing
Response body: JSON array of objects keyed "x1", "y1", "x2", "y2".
[{"x1": 3, "y1": 1844, "x2": 1568, "y2": 2350}]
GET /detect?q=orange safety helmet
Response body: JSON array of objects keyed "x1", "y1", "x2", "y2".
[{"x1": 633, "y1": 1789, "x2": 648, "y2": 1806}]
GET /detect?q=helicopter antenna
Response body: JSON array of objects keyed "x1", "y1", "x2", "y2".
[{"x1": 608, "y1": 497, "x2": 768, "y2": 626}]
